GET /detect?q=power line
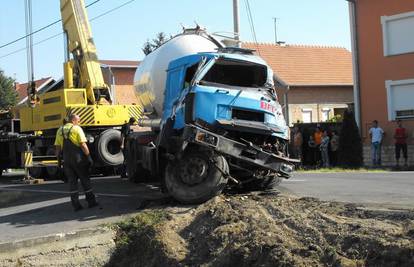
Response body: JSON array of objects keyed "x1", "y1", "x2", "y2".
[
  {"x1": 89, "y1": 0, "x2": 135, "y2": 22},
  {"x1": 244, "y1": 0, "x2": 260, "y2": 55},
  {"x1": 0, "y1": 0, "x2": 101, "y2": 50},
  {"x1": 0, "y1": 0, "x2": 137, "y2": 60}
]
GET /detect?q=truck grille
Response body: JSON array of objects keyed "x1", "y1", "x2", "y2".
[{"x1": 232, "y1": 108, "x2": 264, "y2": 122}]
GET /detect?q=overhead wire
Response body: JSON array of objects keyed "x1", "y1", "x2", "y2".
[
  {"x1": 244, "y1": 0, "x2": 261, "y2": 56},
  {"x1": 0, "y1": 0, "x2": 101, "y2": 50},
  {"x1": 0, "y1": 0, "x2": 137, "y2": 60}
]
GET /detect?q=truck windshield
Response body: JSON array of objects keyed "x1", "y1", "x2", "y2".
[{"x1": 199, "y1": 59, "x2": 268, "y2": 88}]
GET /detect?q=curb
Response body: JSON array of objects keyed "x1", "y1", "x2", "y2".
[{"x1": 0, "y1": 227, "x2": 112, "y2": 254}]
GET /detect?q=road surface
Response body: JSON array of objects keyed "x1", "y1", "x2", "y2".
[
  {"x1": 0, "y1": 171, "x2": 413, "y2": 243},
  {"x1": 281, "y1": 171, "x2": 414, "y2": 209}
]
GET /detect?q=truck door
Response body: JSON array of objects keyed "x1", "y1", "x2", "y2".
[{"x1": 163, "y1": 67, "x2": 185, "y2": 120}]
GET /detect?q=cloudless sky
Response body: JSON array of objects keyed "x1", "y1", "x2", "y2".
[{"x1": 0, "y1": 0, "x2": 351, "y2": 82}]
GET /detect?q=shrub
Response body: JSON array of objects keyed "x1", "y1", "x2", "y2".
[{"x1": 338, "y1": 110, "x2": 363, "y2": 168}]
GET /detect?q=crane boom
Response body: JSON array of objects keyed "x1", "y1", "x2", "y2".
[
  {"x1": 18, "y1": 0, "x2": 142, "y2": 134},
  {"x1": 60, "y1": 0, "x2": 111, "y2": 104}
]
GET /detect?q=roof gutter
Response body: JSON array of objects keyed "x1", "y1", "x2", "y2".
[{"x1": 347, "y1": 0, "x2": 362, "y2": 130}]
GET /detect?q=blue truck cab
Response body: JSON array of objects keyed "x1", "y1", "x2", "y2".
[{"x1": 128, "y1": 47, "x2": 297, "y2": 204}]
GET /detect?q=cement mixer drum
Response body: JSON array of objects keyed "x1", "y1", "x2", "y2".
[{"x1": 133, "y1": 29, "x2": 223, "y2": 118}]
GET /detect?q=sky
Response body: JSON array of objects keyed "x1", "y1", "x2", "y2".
[{"x1": 0, "y1": 0, "x2": 351, "y2": 82}]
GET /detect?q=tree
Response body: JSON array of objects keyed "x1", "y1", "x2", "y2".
[
  {"x1": 141, "y1": 32, "x2": 169, "y2": 56},
  {"x1": 0, "y1": 69, "x2": 17, "y2": 110},
  {"x1": 152, "y1": 32, "x2": 167, "y2": 48},
  {"x1": 338, "y1": 110, "x2": 363, "y2": 168},
  {"x1": 142, "y1": 40, "x2": 153, "y2": 56}
]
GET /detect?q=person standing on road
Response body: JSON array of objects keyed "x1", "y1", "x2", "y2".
[
  {"x1": 330, "y1": 131, "x2": 339, "y2": 167},
  {"x1": 320, "y1": 130, "x2": 330, "y2": 168},
  {"x1": 394, "y1": 120, "x2": 408, "y2": 167},
  {"x1": 55, "y1": 114, "x2": 98, "y2": 211},
  {"x1": 120, "y1": 117, "x2": 136, "y2": 178},
  {"x1": 369, "y1": 120, "x2": 384, "y2": 166}
]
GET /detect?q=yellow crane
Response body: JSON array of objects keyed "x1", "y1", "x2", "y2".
[
  {"x1": 20, "y1": 0, "x2": 142, "y2": 131},
  {"x1": 14, "y1": 0, "x2": 142, "y2": 177}
]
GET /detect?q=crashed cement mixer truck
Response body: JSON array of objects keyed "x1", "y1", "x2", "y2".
[{"x1": 126, "y1": 28, "x2": 297, "y2": 204}]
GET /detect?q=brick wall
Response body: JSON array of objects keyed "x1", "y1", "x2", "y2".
[
  {"x1": 287, "y1": 86, "x2": 353, "y2": 104},
  {"x1": 363, "y1": 144, "x2": 414, "y2": 166},
  {"x1": 114, "y1": 85, "x2": 139, "y2": 105},
  {"x1": 279, "y1": 85, "x2": 353, "y2": 125},
  {"x1": 289, "y1": 103, "x2": 348, "y2": 124},
  {"x1": 101, "y1": 67, "x2": 138, "y2": 105}
]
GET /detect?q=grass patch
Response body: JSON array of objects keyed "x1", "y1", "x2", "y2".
[
  {"x1": 105, "y1": 209, "x2": 172, "y2": 267},
  {"x1": 297, "y1": 167, "x2": 389, "y2": 173}
]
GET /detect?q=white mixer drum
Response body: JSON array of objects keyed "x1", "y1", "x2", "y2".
[{"x1": 134, "y1": 31, "x2": 222, "y2": 118}]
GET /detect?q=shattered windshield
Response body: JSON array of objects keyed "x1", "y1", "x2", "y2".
[{"x1": 199, "y1": 59, "x2": 268, "y2": 88}]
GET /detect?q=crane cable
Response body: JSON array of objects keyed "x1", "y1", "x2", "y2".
[
  {"x1": 244, "y1": 0, "x2": 261, "y2": 56},
  {"x1": 0, "y1": 0, "x2": 136, "y2": 60},
  {"x1": 0, "y1": 0, "x2": 101, "y2": 50}
]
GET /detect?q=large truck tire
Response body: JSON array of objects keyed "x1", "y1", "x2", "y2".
[
  {"x1": 242, "y1": 175, "x2": 282, "y2": 191},
  {"x1": 97, "y1": 129, "x2": 123, "y2": 166},
  {"x1": 164, "y1": 150, "x2": 228, "y2": 204}
]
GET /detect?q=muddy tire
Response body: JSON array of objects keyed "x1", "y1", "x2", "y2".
[
  {"x1": 242, "y1": 175, "x2": 282, "y2": 191},
  {"x1": 97, "y1": 129, "x2": 123, "y2": 166},
  {"x1": 164, "y1": 150, "x2": 228, "y2": 204}
]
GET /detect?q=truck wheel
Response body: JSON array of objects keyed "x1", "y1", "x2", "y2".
[
  {"x1": 97, "y1": 129, "x2": 123, "y2": 166},
  {"x1": 242, "y1": 175, "x2": 282, "y2": 191},
  {"x1": 164, "y1": 150, "x2": 228, "y2": 204}
]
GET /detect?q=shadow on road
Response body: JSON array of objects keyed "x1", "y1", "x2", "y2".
[{"x1": 0, "y1": 176, "x2": 167, "y2": 241}]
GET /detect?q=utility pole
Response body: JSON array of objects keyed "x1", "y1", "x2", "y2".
[
  {"x1": 233, "y1": 0, "x2": 241, "y2": 47},
  {"x1": 273, "y1": 17, "x2": 279, "y2": 44}
]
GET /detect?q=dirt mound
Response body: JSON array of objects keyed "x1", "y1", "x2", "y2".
[{"x1": 107, "y1": 193, "x2": 414, "y2": 267}]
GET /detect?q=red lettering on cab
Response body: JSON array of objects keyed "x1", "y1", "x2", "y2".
[{"x1": 260, "y1": 101, "x2": 276, "y2": 113}]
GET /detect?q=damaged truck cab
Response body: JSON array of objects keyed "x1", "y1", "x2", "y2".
[{"x1": 128, "y1": 31, "x2": 297, "y2": 204}]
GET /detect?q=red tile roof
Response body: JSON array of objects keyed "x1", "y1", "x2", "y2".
[
  {"x1": 15, "y1": 77, "x2": 53, "y2": 102},
  {"x1": 99, "y1": 60, "x2": 140, "y2": 68},
  {"x1": 242, "y1": 43, "x2": 353, "y2": 86}
]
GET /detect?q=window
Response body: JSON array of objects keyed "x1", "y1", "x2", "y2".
[
  {"x1": 381, "y1": 11, "x2": 414, "y2": 56},
  {"x1": 200, "y1": 59, "x2": 268, "y2": 88},
  {"x1": 302, "y1": 109, "x2": 312, "y2": 123},
  {"x1": 321, "y1": 108, "x2": 331, "y2": 122},
  {"x1": 386, "y1": 79, "x2": 414, "y2": 120},
  {"x1": 183, "y1": 63, "x2": 198, "y2": 89}
]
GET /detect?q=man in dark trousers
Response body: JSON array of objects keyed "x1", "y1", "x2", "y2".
[
  {"x1": 394, "y1": 120, "x2": 408, "y2": 167},
  {"x1": 120, "y1": 117, "x2": 136, "y2": 178},
  {"x1": 55, "y1": 114, "x2": 98, "y2": 211}
]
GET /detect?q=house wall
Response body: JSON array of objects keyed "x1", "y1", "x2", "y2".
[
  {"x1": 355, "y1": 0, "x2": 414, "y2": 165},
  {"x1": 101, "y1": 67, "x2": 139, "y2": 105},
  {"x1": 278, "y1": 86, "x2": 353, "y2": 125}
]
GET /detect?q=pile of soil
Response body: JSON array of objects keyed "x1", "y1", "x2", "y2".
[{"x1": 107, "y1": 192, "x2": 414, "y2": 267}]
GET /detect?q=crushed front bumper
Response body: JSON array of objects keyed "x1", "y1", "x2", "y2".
[{"x1": 183, "y1": 124, "x2": 299, "y2": 178}]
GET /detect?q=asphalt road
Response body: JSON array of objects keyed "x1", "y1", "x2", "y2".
[
  {"x1": 0, "y1": 171, "x2": 413, "y2": 243},
  {"x1": 281, "y1": 171, "x2": 414, "y2": 209}
]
